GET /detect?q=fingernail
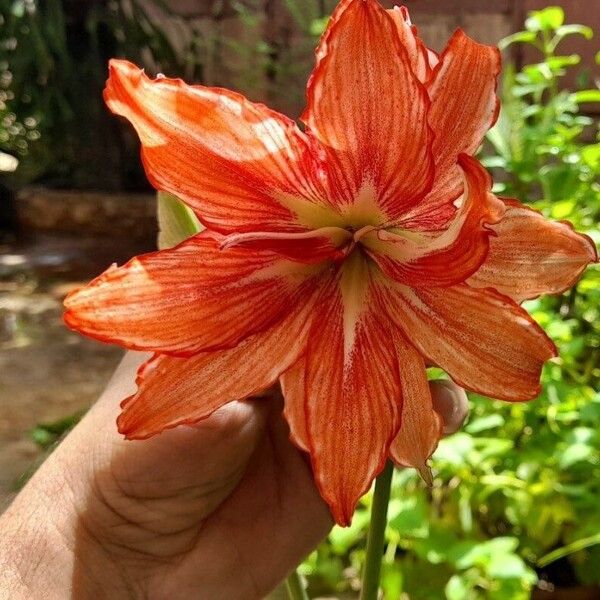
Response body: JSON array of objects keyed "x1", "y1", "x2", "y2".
[{"x1": 431, "y1": 380, "x2": 469, "y2": 435}]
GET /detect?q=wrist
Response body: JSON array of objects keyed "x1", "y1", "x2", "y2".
[{"x1": 0, "y1": 448, "x2": 130, "y2": 599}]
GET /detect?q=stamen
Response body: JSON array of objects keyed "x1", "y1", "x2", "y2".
[
  {"x1": 220, "y1": 226, "x2": 351, "y2": 250},
  {"x1": 352, "y1": 225, "x2": 378, "y2": 243}
]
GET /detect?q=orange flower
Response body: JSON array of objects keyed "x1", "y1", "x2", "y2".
[{"x1": 64, "y1": 0, "x2": 596, "y2": 525}]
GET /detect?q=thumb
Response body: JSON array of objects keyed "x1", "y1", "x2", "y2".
[{"x1": 57, "y1": 352, "x2": 271, "y2": 532}]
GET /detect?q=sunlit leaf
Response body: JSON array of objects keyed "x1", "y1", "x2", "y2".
[
  {"x1": 553, "y1": 23, "x2": 594, "y2": 45},
  {"x1": 499, "y1": 30, "x2": 538, "y2": 50},
  {"x1": 572, "y1": 90, "x2": 600, "y2": 104},
  {"x1": 465, "y1": 414, "x2": 505, "y2": 434},
  {"x1": 559, "y1": 443, "x2": 594, "y2": 469},
  {"x1": 157, "y1": 191, "x2": 202, "y2": 250},
  {"x1": 445, "y1": 574, "x2": 469, "y2": 600},
  {"x1": 526, "y1": 7, "x2": 564, "y2": 32}
]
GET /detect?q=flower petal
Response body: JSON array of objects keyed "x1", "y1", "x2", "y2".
[
  {"x1": 401, "y1": 30, "x2": 501, "y2": 229},
  {"x1": 313, "y1": 0, "x2": 354, "y2": 64},
  {"x1": 389, "y1": 333, "x2": 443, "y2": 481},
  {"x1": 387, "y1": 6, "x2": 432, "y2": 84},
  {"x1": 105, "y1": 59, "x2": 334, "y2": 233},
  {"x1": 303, "y1": 256, "x2": 402, "y2": 525},
  {"x1": 469, "y1": 199, "x2": 598, "y2": 302},
  {"x1": 380, "y1": 282, "x2": 557, "y2": 401},
  {"x1": 117, "y1": 292, "x2": 320, "y2": 439},
  {"x1": 364, "y1": 156, "x2": 505, "y2": 287},
  {"x1": 64, "y1": 233, "x2": 324, "y2": 356},
  {"x1": 279, "y1": 356, "x2": 309, "y2": 452},
  {"x1": 303, "y1": 0, "x2": 434, "y2": 221}
]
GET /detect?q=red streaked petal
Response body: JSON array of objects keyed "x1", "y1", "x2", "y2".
[
  {"x1": 280, "y1": 356, "x2": 309, "y2": 452},
  {"x1": 401, "y1": 30, "x2": 501, "y2": 229},
  {"x1": 64, "y1": 233, "x2": 325, "y2": 356},
  {"x1": 117, "y1": 293, "x2": 319, "y2": 439},
  {"x1": 426, "y1": 47, "x2": 440, "y2": 71},
  {"x1": 469, "y1": 199, "x2": 598, "y2": 302},
  {"x1": 105, "y1": 59, "x2": 334, "y2": 233},
  {"x1": 387, "y1": 6, "x2": 432, "y2": 83},
  {"x1": 303, "y1": 0, "x2": 434, "y2": 221},
  {"x1": 314, "y1": 0, "x2": 353, "y2": 64},
  {"x1": 389, "y1": 334, "x2": 443, "y2": 480},
  {"x1": 380, "y1": 282, "x2": 557, "y2": 402},
  {"x1": 364, "y1": 156, "x2": 505, "y2": 287},
  {"x1": 304, "y1": 256, "x2": 402, "y2": 526}
]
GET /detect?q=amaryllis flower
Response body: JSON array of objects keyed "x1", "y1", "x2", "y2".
[{"x1": 64, "y1": 0, "x2": 596, "y2": 525}]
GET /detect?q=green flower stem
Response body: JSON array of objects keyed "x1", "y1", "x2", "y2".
[
  {"x1": 360, "y1": 461, "x2": 394, "y2": 600},
  {"x1": 286, "y1": 569, "x2": 309, "y2": 600}
]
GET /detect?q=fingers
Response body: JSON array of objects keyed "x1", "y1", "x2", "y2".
[{"x1": 430, "y1": 379, "x2": 469, "y2": 436}]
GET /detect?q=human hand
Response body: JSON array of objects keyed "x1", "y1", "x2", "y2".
[{"x1": 0, "y1": 352, "x2": 467, "y2": 599}]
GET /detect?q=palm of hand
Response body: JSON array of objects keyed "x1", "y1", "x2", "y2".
[{"x1": 70, "y1": 354, "x2": 331, "y2": 599}]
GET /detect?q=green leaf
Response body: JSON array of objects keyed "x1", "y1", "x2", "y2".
[
  {"x1": 559, "y1": 443, "x2": 593, "y2": 469},
  {"x1": 388, "y1": 496, "x2": 429, "y2": 538},
  {"x1": 413, "y1": 528, "x2": 460, "y2": 564},
  {"x1": 486, "y1": 120, "x2": 511, "y2": 160},
  {"x1": 11, "y1": 0, "x2": 25, "y2": 17},
  {"x1": 554, "y1": 24, "x2": 593, "y2": 44},
  {"x1": 470, "y1": 437, "x2": 513, "y2": 460},
  {"x1": 526, "y1": 7, "x2": 564, "y2": 32},
  {"x1": 499, "y1": 31, "x2": 538, "y2": 50},
  {"x1": 434, "y1": 433, "x2": 475, "y2": 467},
  {"x1": 465, "y1": 414, "x2": 505, "y2": 434},
  {"x1": 29, "y1": 412, "x2": 84, "y2": 449},
  {"x1": 572, "y1": 90, "x2": 600, "y2": 104},
  {"x1": 309, "y1": 16, "x2": 329, "y2": 37},
  {"x1": 487, "y1": 554, "x2": 535, "y2": 581},
  {"x1": 547, "y1": 55, "x2": 581, "y2": 71},
  {"x1": 157, "y1": 192, "x2": 202, "y2": 250},
  {"x1": 581, "y1": 143, "x2": 600, "y2": 169},
  {"x1": 539, "y1": 164, "x2": 580, "y2": 202},
  {"x1": 381, "y1": 564, "x2": 403, "y2": 599},
  {"x1": 479, "y1": 155, "x2": 507, "y2": 169},
  {"x1": 450, "y1": 537, "x2": 519, "y2": 569},
  {"x1": 328, "y1": 509, "x2": 370, "y2": 554},
  {"x1": 550, "y1": 199, "x2": 576, "y2": 219},
  {"x1": 445, "y1": 574, "x2": 469, "y2": 600}
]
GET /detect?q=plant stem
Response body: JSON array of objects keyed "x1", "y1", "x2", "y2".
[
  {"x1": 285, "y1": 569, "x2": 309, "y2": 600},
  {"x1": 360, "y1": 461, "x2": 394, "y2": 600}
]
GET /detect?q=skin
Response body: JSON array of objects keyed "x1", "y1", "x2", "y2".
[{"x1": 0, "y1": 352, "x2": 468, "y2": 600}]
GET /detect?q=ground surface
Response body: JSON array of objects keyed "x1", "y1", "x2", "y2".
[{"x1": 0, "y1": 233, "x2": 152, "y2": 511}]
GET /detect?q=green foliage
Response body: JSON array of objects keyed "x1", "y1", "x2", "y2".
[
  {"x1": 304, "y1": 7, "x2": 600, "y2": 599},
  {"x1": 29, "y1": 411, "x2": 84, "y2": 449}
]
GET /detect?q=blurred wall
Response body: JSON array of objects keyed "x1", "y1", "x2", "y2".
[
  {"x1": 154, "y1": 0, "x2": 598, "y2": 118},
  {"x1": 150, "y1": 0, "x2": 518, "y2": 117}
]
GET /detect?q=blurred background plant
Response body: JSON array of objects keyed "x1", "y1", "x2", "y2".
[
  {"x1": 0, "y1": 0, "x2": 330, "y2": 189},
  {"x1": 1, "y1": 2, "x2": 599, "y2": 599},
  {"x1": 0, "y1": 0, "x2": 210, "y2": 188}
]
